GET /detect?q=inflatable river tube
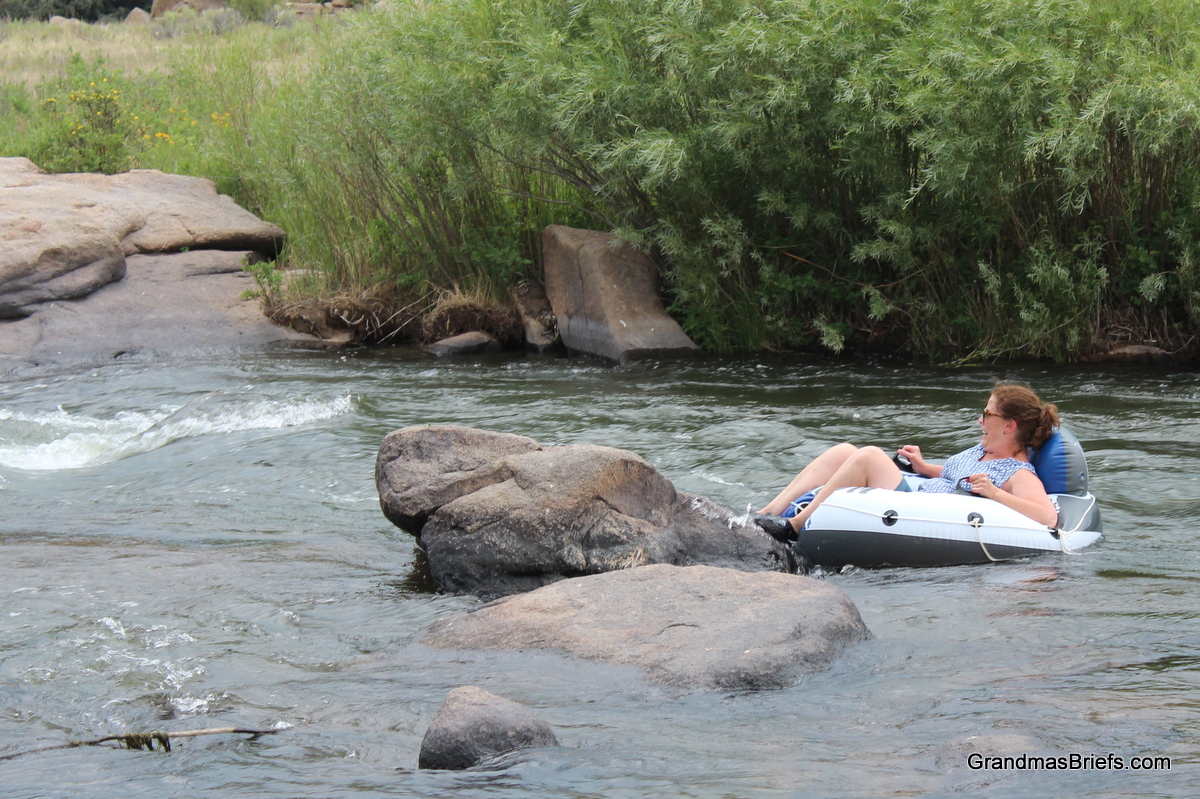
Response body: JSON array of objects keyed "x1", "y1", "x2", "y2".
[{"x1": 782, "y1": 427, "x2": 1102, "y2": 570}]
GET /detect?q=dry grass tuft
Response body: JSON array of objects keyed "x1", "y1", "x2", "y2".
[
  {"x1": 421, "y1": 288, "x2": 523, "y2": 346},
  {"x1": 269, "y1": 288, "x2": 433, "y2": 345}
]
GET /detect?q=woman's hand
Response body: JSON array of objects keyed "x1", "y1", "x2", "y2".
[
  {"x1": 968, "y1": 470, "x2": 1059, "y2": 527},
  {"x1": 966, "y1": 472, "x2": 998, "y2": 499},
  {"x1": 898, "y1": 445, "x2": 940, "y2": 477},
  {"x1": 897, "y1": 444, "x2": 923, "y2": 466}
]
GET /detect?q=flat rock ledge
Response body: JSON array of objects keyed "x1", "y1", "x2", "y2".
[
  {"x1": 423, "y1": 564, "x2": 870, "y2": 690},
  {"x1": 0, "y1": 158, "x2": 318, "y2": 367},
  {"x1": 1, "y1": 157, "x2": 284, "y2": 320},
  {"x1": 376, "y1": 425, "x2": 792, "y2": 598},
  {"x1": 419, "y1": 686, "x2": 558, "y2": 770},
  {"x1": 0, "y1": 250, "x2": 319, "y2": 369}
]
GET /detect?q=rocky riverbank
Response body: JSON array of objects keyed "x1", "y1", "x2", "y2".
[{"x1": 0, "y1": 157, "x2": 322, "y2": 369}]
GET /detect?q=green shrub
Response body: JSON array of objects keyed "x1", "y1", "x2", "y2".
[
  {"x1": 241, "y1": 258, "x2": 282, "y2": 303},
  {"x1": 227, "y1": 0, "x2": 274, "y2": 24},
  {"x1": 27, "y1": 55, "x2": 139, "y2": 173}
]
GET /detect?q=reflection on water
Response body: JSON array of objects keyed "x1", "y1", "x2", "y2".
[{"x1": 0, "y1": 350, "x2": 1197, "y2": 797}]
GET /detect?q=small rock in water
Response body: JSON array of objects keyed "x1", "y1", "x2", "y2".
[
  {"x1": 934, "y1": 733, "x2": 1048, "y2": 773},
  {"x1": 425, "y1": 331, "x2": 499, "y2": 356},
  {"x1": 418, "y1": 686, "x2": 558, "y2": 770}
]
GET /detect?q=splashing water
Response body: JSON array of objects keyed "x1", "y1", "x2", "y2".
[{"x1": 0, "y1": 393, "x2": 355, "y2": 471}]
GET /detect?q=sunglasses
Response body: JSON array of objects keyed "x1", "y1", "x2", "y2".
[{"x1": 981, "y1": 409, "x2": 1006, "y2": 420}]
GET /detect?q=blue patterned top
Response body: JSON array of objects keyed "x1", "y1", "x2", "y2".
[{"x1": 918, "y1": 444, "x2": 1036, "y2": 494}]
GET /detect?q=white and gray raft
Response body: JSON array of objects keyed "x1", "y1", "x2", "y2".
[{"x1": 782, "y1": 427, "x2": 1102, "y2": 570}]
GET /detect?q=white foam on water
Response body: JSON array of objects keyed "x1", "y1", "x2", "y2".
[
  {"x1": 98, "y1": 616, "x2": 127, "y2": 638},
  {"x1": 170, "y1": 693, "x2": 220, "y2": 716},
  {"x1": 0, "y1": 393, "x2": 355, "y2": 471}
]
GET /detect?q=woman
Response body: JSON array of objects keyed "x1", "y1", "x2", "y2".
[{"x1": 755, "y1": 384, "x2": 1061, "y2": 542}]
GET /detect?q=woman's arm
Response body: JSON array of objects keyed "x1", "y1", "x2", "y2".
[{"x1": 968, "y1": 469, "x2": 1058, "y2": 527}]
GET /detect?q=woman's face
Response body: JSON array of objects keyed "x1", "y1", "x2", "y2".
[{"x1": 979, "y1": 394, "x2": 1011, "y2": 447}]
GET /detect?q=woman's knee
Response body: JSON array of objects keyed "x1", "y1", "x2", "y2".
[
  {"x1": 826, "y1": 442, "x2": 858, "y2": 459},
  {"x1": 853, "y1": 445, "x2": 889, "y2": 462}
]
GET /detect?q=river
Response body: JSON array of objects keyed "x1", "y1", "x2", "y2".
[{"x1": 0, "y1": 349, "x2": 1196, "y2": 797}]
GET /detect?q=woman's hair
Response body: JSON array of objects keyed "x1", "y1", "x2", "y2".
[{"x1": 992, "y1": 383, "x2": 1060, "y2": 450}]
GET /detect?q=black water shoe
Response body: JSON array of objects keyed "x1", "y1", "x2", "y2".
[{"x1": 754, "y1": 515, "x2": 798, "y2": 544}]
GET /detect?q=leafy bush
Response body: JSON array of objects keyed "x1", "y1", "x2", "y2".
[
  {"x1": 241, "y1": 258, "x2": 282, "y2": 304},
  {"x1": 2, "y1": 50, "x2": 230, "y2": 177},
  {"x1": 26, "y1": 55, "x2": 140, "y2": 173},
  {"x1": 206, "y1": 0, "x2": 1198, "y2": 358}
]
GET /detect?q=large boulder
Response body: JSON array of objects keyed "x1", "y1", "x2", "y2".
[
  {"x1": 0, "y1": 231, "x2": 126, "y2": 319},
  {"x1": 376, "y1": 425, "x2": 791, "y2": 597},
  {"x1": 423, "y1": 564, "x2": 870, "y2": 690},
  {"x1": 418, "y1": 687, "x2": 558, "y2": 770},
  {"x1": 542, "y1": 225, "x2": 698, "y2": 363},
  {"x1": 0, "y1": 157, "x2": 284, "y2": 318}
]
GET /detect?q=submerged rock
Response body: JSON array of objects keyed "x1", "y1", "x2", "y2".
[
  {"x1": 1080, "y1": 344, "x2": 1175, "y2": 364},
  {"x1": 418, "y1": 686, "x2": 558, "y2": 770},
  {"x1": 423, "y1": 564, "x2": 870, "y2": 690},
  {"x1": 376, "y1": 425, "x2": 791, "y2": 597},
  {"x1": 934, "y1": 733, "x2": 1049, "y2": 772}
]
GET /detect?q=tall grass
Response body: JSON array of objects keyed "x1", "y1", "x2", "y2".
[
  {"x1": 5, "y1": 1, "x2": 1200, "y2": 358},
  {"x1": 251, "y1": 0, "x2": 1200, "y2": 357}
]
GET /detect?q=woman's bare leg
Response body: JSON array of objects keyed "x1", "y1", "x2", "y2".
[
  {"x1": 758, "y1": 442, "x2": 859, "y2": 515},
  {"x1": 786, "y1": 446, "x2": 903, "y2": 531}
]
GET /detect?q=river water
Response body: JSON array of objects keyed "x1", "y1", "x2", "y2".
[{"x1": 0, "y1": 349, "x2": 1196, "y2": 797}]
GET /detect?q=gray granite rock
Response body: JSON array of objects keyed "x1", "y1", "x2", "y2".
[
  {"x1": 542, "y1": 225, "x2": 698, "y2": 364},
  {"x1": 510, "y1": 283, "x2": 559, "y2": 353},
  {"x1": 376, "y1": 425, "x2": 792, "y2": 597},
  {"x1": 423, "y1": 564, "x2": 870, "y2": 690},
  {"x1": 0, "y1": 250, "x2": 319, "y2": 370},
  {"x1": 418, "y1": 686, "x2": 558, "y2": 770},
  {"x1": 376, "y1": 425, "x2": 540, "y2": 535},
  {"x1": 426, "y1": 331, "x2": 499, "y2": 356}
]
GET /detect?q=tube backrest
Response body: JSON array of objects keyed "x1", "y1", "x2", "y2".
[{"x1": 1030, "y1": 426, "x2": 1090, "y2": 496}]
